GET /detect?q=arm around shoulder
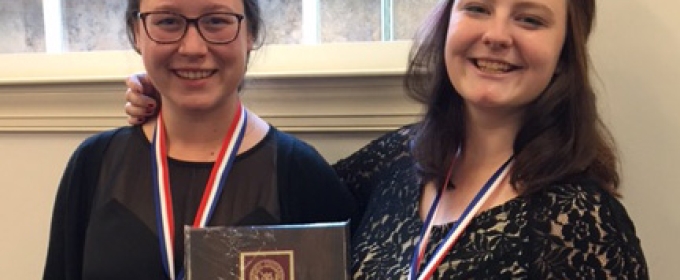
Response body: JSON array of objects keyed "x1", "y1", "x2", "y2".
[{"x1": 332, "y1": 125, "x2": 415, "y2": 218}]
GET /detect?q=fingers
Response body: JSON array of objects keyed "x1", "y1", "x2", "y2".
[
  {"x1": 126, "y1": 73, "x2": 145, "y2": 94},
  {"x1": 125, "y1": 92, "x2": 155, "y2": 125},
  {"x1": 125, "y1": 87, "x2": 155, "y2": 111},
  {"x1": 125, "y1": 73, "x2": 159, "y2": 125},
  {"x1": 129, "y1": 72, "x2": 161, "y2": 100}
]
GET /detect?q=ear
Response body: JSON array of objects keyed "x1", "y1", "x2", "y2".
[
  {"x1": 133, "y1": 22, "x2": 143, "y2": 53},
  {"x1": 246, "y1": 32, "x2": 254, "y2": 51}
]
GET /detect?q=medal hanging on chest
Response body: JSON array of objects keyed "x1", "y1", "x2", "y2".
[
  {"x1": 151, "y1": 104, "x2": 247, "y2": 280},
  {"x1": 409, "y1": 156, "x2": 514, "y2": 280}
]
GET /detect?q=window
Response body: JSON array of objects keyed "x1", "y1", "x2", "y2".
[
  {"x1": 0, "y1": 0, "x2": 437, "y2": 133},
  {"x1": 1, "y1": 0, "x2": 437, "y2": 53},
  {"x1": 1, "y1": 0, "x2": 46, "y2": 53},
  {"x1": 0, "y1": 0, "x2": 440, "y2": 82}
]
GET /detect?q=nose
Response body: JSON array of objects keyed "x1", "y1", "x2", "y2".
[
  {"x1": 178, "y1": 24, "x2": 208, "y2": 56},
  {"x1": 481, "y1": 18, "x2": 513, "y2": 50}
]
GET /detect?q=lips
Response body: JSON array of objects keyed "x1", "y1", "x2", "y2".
[
  {"x1": 472, "y1": 59, "x2": 521, "y2": 74},
  {"x1": 174, "y1": 69, "x2": 216, "y2": 80}
]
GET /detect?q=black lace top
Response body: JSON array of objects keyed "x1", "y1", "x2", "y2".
[{"x1": 334, "y1": 126, "x2": 648, "y2": 279}]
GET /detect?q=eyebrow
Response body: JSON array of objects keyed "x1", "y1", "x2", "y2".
[
  {"x1": 144, "y1": 4, "x2": 239, "y2": 14},
  {"x1": 477, "y1": 0, "x2": 558, "y2": 15},
  {"x1": 514, "y1": 1, "x2": 557, "y2": 19}
]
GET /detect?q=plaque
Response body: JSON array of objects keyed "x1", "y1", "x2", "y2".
[{"x1": 185, "y1": 221, "x2": 350, "y2": 280}]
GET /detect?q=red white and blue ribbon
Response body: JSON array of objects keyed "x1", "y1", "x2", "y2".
[
  {"x1": 151, "y1": 104, "x2": 247, "y2": 280},
  {"x1": 409, "y1": 156, "x2": 514, "y2": 280}
]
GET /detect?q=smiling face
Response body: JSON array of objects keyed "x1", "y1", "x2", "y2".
[
  {"x1": 133, "y1": 0, "x2": 253, "y2": 114},
  {"x1": 445, "y1": 0, "x2": 567, "y2": 116}
]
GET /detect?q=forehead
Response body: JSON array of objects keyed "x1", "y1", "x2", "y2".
[
  {"x1": 455, "y1": 0, "x2": 567, "y2": 13},
  {"x1": 139, "y1": 0, "x2": 245, "y2": 13}
]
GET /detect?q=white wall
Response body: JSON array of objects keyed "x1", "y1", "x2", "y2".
[{"x1": 0, "y1": 0, "x2": 679, "y2": 279}]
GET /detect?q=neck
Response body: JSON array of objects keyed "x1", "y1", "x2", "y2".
[
  {"x1": 154, "y1": 99, "x2": 242, "y2": 161},
  {"x1": 460, "y1": 106, "x2": 521, "y2": 167}
]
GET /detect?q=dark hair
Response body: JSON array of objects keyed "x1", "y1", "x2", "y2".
[
  {"x1": 124, "y1": 0, "x2": 265, "y2": 53},
  {"x1": 405, "y1": 0, "x2": 620, "y2": 196}
]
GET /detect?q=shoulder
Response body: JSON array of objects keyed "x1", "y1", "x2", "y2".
[
  {"x1": 358, "y1": 124, "x2": 414, "y2": 157},
  {"x1": 70, "y1": 126, "x2": 134, "y2": 162},
  {"x1": 333, "y1": 124, "x2": 415, "y2": 182},
  {"x1": 79, "y1": 126, "x2": 134, "y2": 148},
  {"x1": 529, "y1": 181, "x2": 605, "y2": 217},
  {"x1": 271, "y1": 128, "x2": 326, "y2": 164},
  {"x1": 331, "y1": 124, "x2": 417, "y2": 221},
  {"x1": 333, "y1": 124, "x2": 415, "y2": 173},
  {"x1": 528, "y1": 181, "x2": 631, "y2": 230},
  {"x1": 526, "y1": 181, "x2": 648, "y2": 278},
  {"x1": 269, "y1": 127, "x2": 338, "y2": 182},
  {"x1": 528, "y1": 181, "x2": 639, "y2": 243}
]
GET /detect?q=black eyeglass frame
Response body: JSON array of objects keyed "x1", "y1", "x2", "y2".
[{"x1": 136, "y1": 11, "x2": 245, "y2": 44}]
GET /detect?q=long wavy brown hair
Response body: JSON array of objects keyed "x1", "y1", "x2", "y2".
[{"x1": 406, "y1": 0, "x2": 620, "y2": 196}]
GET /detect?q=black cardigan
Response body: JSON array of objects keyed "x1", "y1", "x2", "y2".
[{"x1": 43, "y1": 127, "x2": 356, "y2": 280}]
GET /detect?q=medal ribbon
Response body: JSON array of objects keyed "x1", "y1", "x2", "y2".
[
  {"x1": 151, "y1": 104, "x2": 247, "y2": 280},
  {"x1": 409, "y1": 156, "x2": 514, "y2": 280}
]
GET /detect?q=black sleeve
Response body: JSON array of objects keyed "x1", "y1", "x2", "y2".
[
  {"x1": 527, "y1": 184, "x2": 649, "y2": 279},
  {"x1": 43, "y1": 130, "x2": 117, "y2": 280},
  {"x1": 332, "y1": 126, "x2": 414, "y2": 224},
  {"x1": 276, "y1": 131, "x2": 357, "y2": 225}
]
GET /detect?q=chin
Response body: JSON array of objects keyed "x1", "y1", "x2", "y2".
[{"x1": 172, "y1": 99, "x2": 215, "y2": 111}]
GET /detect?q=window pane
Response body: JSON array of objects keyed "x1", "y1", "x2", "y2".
[
  {"x1": 61, "y1": 0, "x2": 130, "y2": 51},
  {"x1": 1, "y1": 1, "x2": 439, "y2": 54},
  {"x1": 394, "y1": 0, "x2": 439, "y2": 40},
  {"x1": 261, "y1": 0, "x2": 303, "y2": 44},
  {"x1": 0, "y1": 1, "x2": 45, "y2": 53},
  {"x1": 319, "y1": 0, "x2": 381, "y2": 42}
]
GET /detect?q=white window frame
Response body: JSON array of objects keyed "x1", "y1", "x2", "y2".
[{"x1": 0, "y1": 42, "x2": 411, "y2": 82}]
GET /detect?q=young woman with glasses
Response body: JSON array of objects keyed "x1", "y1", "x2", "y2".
[{"x1": 42, "y1": 0, "x2": 356, "y2": 279}]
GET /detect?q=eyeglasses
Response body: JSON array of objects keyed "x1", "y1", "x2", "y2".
[{"x1": 137, "y1": 11, "x2": 245, "y2": 44}]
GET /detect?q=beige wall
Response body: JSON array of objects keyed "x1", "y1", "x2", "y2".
[
  {"x1": 590, "y1": 0, "x2": 680, "y2": 278},
  {"x1": 0, "y1": 133, "x2": 84, "y2": 277},
  {"x1": 1, "y1": 0, "x2": 679, "y2": 279}
]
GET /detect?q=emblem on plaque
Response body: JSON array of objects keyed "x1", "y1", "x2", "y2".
[{"x1": 241, "y1": 250, "x2": 294, "y2": 280}]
